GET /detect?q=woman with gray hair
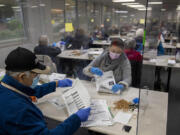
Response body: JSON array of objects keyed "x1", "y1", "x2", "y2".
[
  {"x1": 124, "y1": 38, "x2": 142, "y2": 62},
  {"x1": 124, "y1": 38, "x2": 142, "y2": 88}
]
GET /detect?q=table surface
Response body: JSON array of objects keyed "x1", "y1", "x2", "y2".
[
  {"x1": 143, "y1": 55, "x2": 180, "y2": 68},
  {"x1": 57, "y1": 48, "x2": 103, "y2": 60},
  {"x1": 37, "y1": 80, "x2": 168, "y2": 135},
  {"x1": 58, "y1": 49, "x2": 180, "y2": 68}
]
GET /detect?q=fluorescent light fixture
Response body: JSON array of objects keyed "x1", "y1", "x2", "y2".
[
  {"x1": 0, "y1": 4, "x2": 5, "y2": 7},
  {"x1": 39, "y1": 4, "x2": 46, "y2": 7},
  {"x1": 113, "y1": 0, "x2": 135, "y2": 3},
  {"x1": 31, "y1": 6, "x2": 38, "y2": 8},
  {"x1": 161, "y1": 9, "x2": 166, "y2": 11},
  {"x1": 122, "y1": 2, "x2": 139, "y2": 5},
  {"x1": 12, "y1": 6, "x2": 20, "y2": 9},
  {"x1": 149, "y1": 2, "x2": 162, "y2": 5},
  {"x1": 131, "y1": 14, "x2": 135, "y2": 16},
  {"x1": 122, "y1": 16, "x2": 127, "y2": 18},
  {"x1": 137, "y1": 7, "x2": 152, "y2": 11},
  {"x1": 65, "y1": 3, "x2": 70, "y2": 6},
  {"x1": 127, "y1": 4, "x2": 145, "y2": 8},
  {"x1": 115, "y1": 10, "x2": 128, "y2": 13}
]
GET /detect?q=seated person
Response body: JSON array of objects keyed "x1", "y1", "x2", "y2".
[
  {"x1": 124, "y1": 38, "x2": 142, "y2": 62},
  {"x1": 124, "y1": 39, "x2": 142, "y2": 87},
  {"x1": 0, "y1": 47, "x2": 90, "y2": 135},
  {"x1": 135, "y1": 28, "x2": 144, "y2": 54},
  {"x1": 34, "y1": 35, "x2": 61, "y2": 60},
  {"x1": 83, "y1": 39, "x2": 131, "y2": 93}
]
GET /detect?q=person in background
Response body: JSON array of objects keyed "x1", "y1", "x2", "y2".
[
  {"x1": 83, "y1": 39, "x2": 131, "y2": 93},
  {"x1": 0, "y1": 47, "x2": 91, "y2": 135},
  {"x1": 34, "y1": 35, "x2": 61, "y2": 61},
  {"x1": 70, "y1": 28, "x2": 91, "y2": 49},
  {"x1": 124, "y1": 38, "x2": 142, "y2": 62},
  {"x1": 124, "y1": 39, "x2": 142, "y2": 87},
  {"x1": 135, "y1": 28, "x2": 144, "y2": 54}
]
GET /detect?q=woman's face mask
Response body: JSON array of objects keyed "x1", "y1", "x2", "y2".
[
  {"x1": 30, "y1": 75, "x2": 40, "y2": 89},
  {"x1": 109, "y1": 51, "x2": 120, "y2": 60}
]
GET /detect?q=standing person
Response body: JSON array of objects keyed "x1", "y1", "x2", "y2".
[
  {"x1": 83, "y1": 39, "x2": 131, "y2": 93},
  {"x1": 0, "y1": 47, "x2": 91, "y2": 135}
]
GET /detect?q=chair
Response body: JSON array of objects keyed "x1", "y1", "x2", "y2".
[
  {"x1": 130, "y1": 60, "x2": 142, "y2": 88},
  {"x1": 36, "y1": 55, "x2": 57, "y2": 73}
]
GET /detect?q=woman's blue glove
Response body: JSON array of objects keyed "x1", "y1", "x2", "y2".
[
  {"x1": 58, "y1": 79, "x2": 72, "y2": 87},
  {"x1": 76, "y1": 107, "x2": 91, "y2": 122},
  {"x1": 111, "y1": 84, "x2": 124, "y2": 93},
  {"x1": 90, "y1": 67, "x2": 103, "y2": 76}
]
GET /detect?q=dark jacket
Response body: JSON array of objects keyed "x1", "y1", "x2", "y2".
[
  {"x1": 34, "y1": 45, "x2": 61, "y2": 58},
  {"x1": 70, "y1": 35, "x2": 90, "y2": 50},
  {"x1": 0, "y1": 75, "x2": 81, "y2": 135}
]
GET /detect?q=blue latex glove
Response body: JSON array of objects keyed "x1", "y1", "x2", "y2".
[
  {"x1": 58, "y1": 79, "x2": 72, "y2": 87},
  {"x1": 52, "y1": 42, "x2": 56, "y2": 47},
  {"x1": 76, "y1": 107, "x2": 91, "y2": 122},
  {"x1": 111, "y1": 84, "x2": 124, "y2": 93},
  {"x1": 90, "y1": 67, "x2": 103, "y2": 76},
  {"x1": 133, "y1": 98, "x2": 139, "y2": 104}
]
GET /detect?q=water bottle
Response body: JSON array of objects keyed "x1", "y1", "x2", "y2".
[
  {"x1": 80, "y1": 45, "x2": 84, "y2": 54},
  {"x1": 59, "y1": 41, "x2": 66, "y2": 51},
  {"x1": 176, "y1": 50, "x2": 180, "y2": 63}
]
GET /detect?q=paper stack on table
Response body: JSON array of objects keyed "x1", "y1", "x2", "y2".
[
  {"x1": 40, "y1": 73, "x2": 66, "y2": 83},
  {"x1": 113, "y1": 111, "x2": 132, "y2": 125},
  {"x1": 61, "y1": 79, "x2": 113, "y2": 127}
]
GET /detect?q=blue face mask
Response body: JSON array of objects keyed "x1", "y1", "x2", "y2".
[{"x1": 30, "y1": 75, "x2": 40, "y2": 89}]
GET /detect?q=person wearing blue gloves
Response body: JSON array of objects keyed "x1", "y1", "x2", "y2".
[
  {"x1": 83, "y1": 39, "x2": 132, "y2": 93},
  {"x1": 0, "y1": 47, "x2": 91, "y2": 135}
]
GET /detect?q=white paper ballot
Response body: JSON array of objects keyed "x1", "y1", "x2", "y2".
[
  {"x1": 113, "y1": 111, "x2": 132, "y2": 124},
  {"x1": 61, "y1": 79, "x2": 91, "y2": 115},
  {"x1": 40, "y1": 73, "x2": 66, "y2": 83},
  {"x1": 81, "y1": 99, "x2": 113, "y2": 127},
  {"x1": 95, "y1": 71, "x2": 119, "y2": 94}
]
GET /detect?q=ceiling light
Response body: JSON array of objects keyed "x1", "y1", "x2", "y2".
[
  {"x1": 127, "y1": 4, "x2": 145, "y2": 8},
  {"x1": 65, "y1": 3, "x2": 70, "y2": 6},
  {"x1": 122, "y1": 3, "x2": 139, "y2": 5},
  {"x1": 148, "y1": 2, "x2": 162, "y2": 5},
  {"x1": 39, "y1": 4, "x2": 46, "y2": 7},
  {"x1": 161, "y1": 9, "x2": 166, "y2": 11},
  {"x1": 31, "y1": 6, "x2": 38, "y2": 8},
  {"x1": 122, "y1": 16, "x2": 127, "y2": 18},
  {"x1": 0, "y1": 4, "x2": 5, "y2": 7},
  {"x1": 137, "y1": 7, "x2": 152, "y2": 11},
  {"x1": 12, "y1": 6, "x2": 20, "y2": 9},
  {"x1": 115, "y1": 10, "x2": 128, "y2": 13},
  {"x1": 113, "y1": 0, "x2": 135, "y2": 3}
]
